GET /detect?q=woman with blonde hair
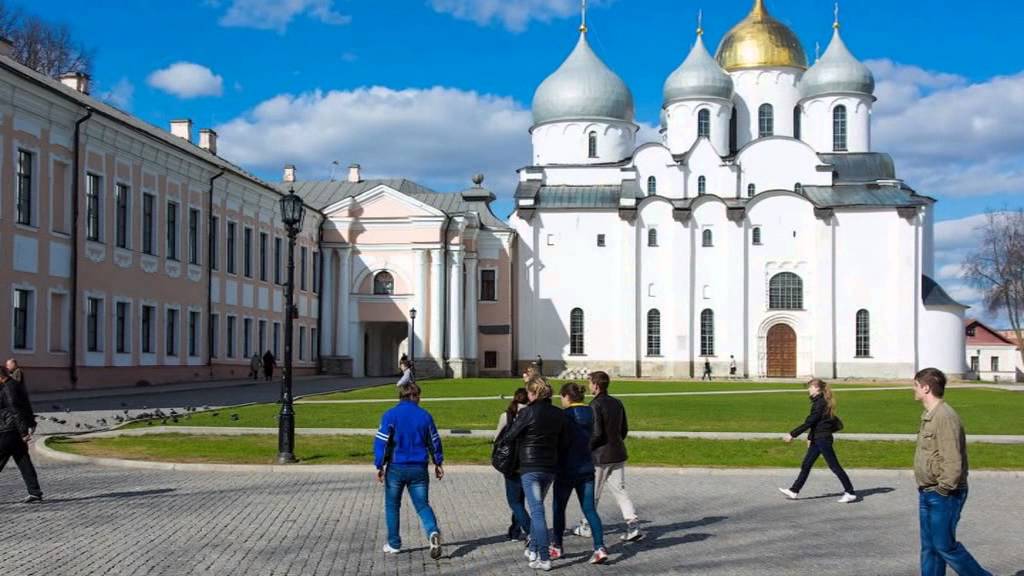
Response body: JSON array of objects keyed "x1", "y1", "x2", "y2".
[{"x1": 779, "y1": 378, "x2": 857, "y2": 503}]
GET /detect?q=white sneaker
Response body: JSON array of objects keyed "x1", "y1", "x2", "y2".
[
  {"x1": 429, "y1": 532, "x2": 443, "y2": 560},
  {"x1": 620, "y1": 522, "x2": 643, "y2": 542},
  {"x1": 524, "y1": 548, "x2": 538, "y2": 562},
  {"x1": 572, "y1": 523, "x2": 592, "y2": 538},
  {"x1": 778, "y1": 487, "x2": 799, "y2": 500},
  {"x1": 382, "y1": 544, "x2": 401, "y2": 554},
  {"x1": 837, "y1": 492, "x2": 858, "y2": 504},
  {"x1": 528, "y1": 559, "x2": 552, "y2": 571}
]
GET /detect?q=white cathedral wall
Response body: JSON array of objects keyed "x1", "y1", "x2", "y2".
[
  {"x1": 634, "y1": 145, "x2": 685, "y2": 199},
  {"x1": 531, "y1": 120, "x2": 636, "y2": 166},
  {"x1": 664, "y1": 99, "x2": 732, "y2": 156},
  {"x1": 921, "y1": 306, "x2": 966, "y2": 377},
  {"x1": 800, "y1": 95, "x2": 872, "y2": 153},
  {"x1": 639, "y1": 198, "x2": 685, "y2": 376},
  {"x1": 737, "y1": 138, "x2": 831, "y2": 196},
  {"x1": 691, "y1": 201, "x2": 740, "y2": 376},
  {"x1": 731, "y1": 68, "x2": 802, "y2": 149},
  {"x1": 684, "y1": 140, "x2": 735, "y2": 198}
]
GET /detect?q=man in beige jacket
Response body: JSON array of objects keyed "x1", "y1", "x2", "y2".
[{"x1": 913, "y1": 367, "x2": 990, "y2": 576}]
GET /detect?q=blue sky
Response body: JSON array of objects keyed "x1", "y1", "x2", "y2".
[{"x1": 27, "y1": 0, "x2": 1024, "y2": 319}]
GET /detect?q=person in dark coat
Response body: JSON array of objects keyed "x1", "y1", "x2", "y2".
[
  {"x1": 0, "y1": 361, "x2": 42, "y2": 503},
  {"x1": 262, "y1": 350, "x2": 276, "y2": 382},
  {"x1": 550, "y1": 382, "x2": 608, "y2": 565},
  {"x1": 501, "y1": 376, "x2": 568, "y2": 571},
  {"x1": 779, "y1": 378, "x2": 857, "y2": 503}
]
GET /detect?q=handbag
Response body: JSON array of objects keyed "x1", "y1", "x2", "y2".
[
  {"x1": 491, "y1": 428, "x2": 518, "y2": 476},
  {"x1": 832, "y1": 415, "x2": 844, "y2": 432}
]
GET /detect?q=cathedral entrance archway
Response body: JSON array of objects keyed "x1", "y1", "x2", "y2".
[
  {"x1": 362, "y1": 322, "x2": 408, "y2": 377},
  {"x1": 766, "y1": 323, "x2": 797, "y2": 377}
]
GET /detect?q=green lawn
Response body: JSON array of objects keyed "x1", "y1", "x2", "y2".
[
  {"x1": 50, "y1": 433, "x2": 1024, "y2": 470},
  {"x1": 140, "y1": 387, "x2": 1024, "y2": 436}
]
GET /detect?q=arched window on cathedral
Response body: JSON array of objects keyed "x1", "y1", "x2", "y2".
[
  {"x1": 700, "y1": 309, "x2": 714, "y2": 356},
  {"x1": 752, "y1": 226, "x2": 762, "y2": 245},
  {"x1": 648, "y1": 228, "x2": 658, "y2": 247},
  {"x1": 793, "y1": 105, "x2": 802, "y2": 140},
  {"x1": 833, "y1": 105, "x2": 848, "y2": 151},
  {"x1": 794, "y1": 182, "x2": 802, "y2": 194},
  {"x1": 758, "y1": 104, "x2": 774, "y2": 138},
  {"x1": 373, "y1": 271, "x2": 395, "y2": 295},
  {"x1": 769, "y1": 272, "x2": 803, "y2": 310},
  {"x1": 570, "y1": 308, "x2": 585, "y2": 355},
  {"x1": 647, "y1": 176, "x2": 657, "y2": 196},
  {"x1": 588, "y1": 131, "x2": 598, "y2": 158},
  {"x1": 729, "y1": 108, "x2": 738, "y2": 153},
  {"x1": 747, "y1": 183, "x2": 756, "y2": 198},
  {"x1": 697, "y1": 109, "x2": 711, "y2": 139},
  {"x1": 702, "y1": 229, "x2": 713, "y2": 247},
  {"x1": 856, "y1": 309, "x2": 870, "y2": 357},
  {"x1": 647, "y1": 309, "x2": 661, "y2": 356},
  {"x1": 697, "y1": 176, "x2": 706, "y2": 195}
]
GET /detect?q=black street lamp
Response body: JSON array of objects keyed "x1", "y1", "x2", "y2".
[
  {"x1": 409, "y1": 308, "x2": 417, "y2": 365},
  {"x1": 277, "y1": 187, "x2": 305, "y2": 464}
]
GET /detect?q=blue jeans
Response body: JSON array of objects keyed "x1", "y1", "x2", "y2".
[
  {"x1": 504, "y1": 475, "x2": 532, "y2": 537},
  {"x1": 790, "y1": 437, "x2": 855, "y2": 494},
  {"x1": 919, "y1": 489, "x2": 991, "y2": 576},
  {"x1": 521, "y1": 471, "x2": 555, "y2": 561},
  {"x1": 552, "y1": 475, "x2": 604, "y2": 550},
  {"x1": 384, "y1": 465, "x2": 440, "y2": 550}
]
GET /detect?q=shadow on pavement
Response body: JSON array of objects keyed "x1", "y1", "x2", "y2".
[
  {"x1": 602, "y1": 516, "x2": 728, "y2": 565},
  {"x1": 446, "y1": 534, "x2": 511, "y2": 559},
  {"x1": 45, "y1": 488, "x2": 176, "y2": 503},
  {"x1": 797, "y1": 486, "x2": 895, "y2": 501}
]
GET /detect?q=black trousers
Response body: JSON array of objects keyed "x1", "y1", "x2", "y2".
[
  {"x1": 790, "y1": 437, "x2": 854, "y2": 494},
  {"x1": 0, "y1": 430, "x2": 42, "y2": 497}
]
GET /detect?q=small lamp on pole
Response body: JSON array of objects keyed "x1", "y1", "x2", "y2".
[
  {"x1": 409, "y1": 308, "x2": 417, "y2": 365},
  {"x1": 277, "y1": 186, "x2": 305, "y2": 464}
]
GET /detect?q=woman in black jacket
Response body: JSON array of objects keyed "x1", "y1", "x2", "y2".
[
  {"x1": 495, "y1": 387, "x2": 531, "y2": 541},
  {"x1": 0, "y1": 366, "x2": 43, "y2": 502},
  {"x1": 501, "y1": 376, "x2": 568, "y2": 572},
  {"x1": 779, "y1": 378, "x2": 857, "y2": 503}
]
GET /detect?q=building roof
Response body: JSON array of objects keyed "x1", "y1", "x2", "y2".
[
  {"x1": 922, "y1": 275, "x2": 969, "y2": 309},
  {"x1": 278, "y1": 179, "x2": 511, "y2": 231},
  {"x1": 802, "y1": 183, "x2": 926, "y2": 208},
  {"x1": 715, "y1": 0, "x2": 807, "y2": 71},
  {"x1": 818, "y1": 153, "x2": 895, "y2": 182},
  {"x1": 966, "y1": 319, "x2": 1019, "y2": 347},
  {"x1": 663, "y1": 33, "x2": 734, "y2": 105},
  {"x1": 800, "y1": 27, "x2": 875, "y2": 98}
]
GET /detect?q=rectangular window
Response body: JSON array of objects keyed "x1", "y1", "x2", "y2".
[
  {"x1": 274, "y1": 237, "x2": 283, "y2": 284},
  {"x1": 258, "y1": 320, "x2": 267, "y2": 354},
  {"x1": 312, "y1": 251, "x2": 319, "y2": 294},
  {"x1": 209, "y1": 313, "x2": 219, "y2": 358},
  {"x1": 484, "y1": 351, "x2": 497, "y2": 369},
  {"x1": 991, "y1": 357, "x2": 1000, "y2": 373},
  {"x1": 166, "y1": 202, "x2": 178, "y2": 260},
  {"x1": 227, "y1": 222, "x2": 237, "y2": 274},
  {"x1": 115, "y1": 301, "x2": 129, "y2": 354},
  {"x1": 273, "y1": 322, "x2": 280, "y2": 357},
  {"x1": 166, "y1": 309, "x2": 178, "y2": 356},
  {"x1": 970, "y1": 356, "x2": 979, "y2": 373},
  {"x1": 596, "y1": 234, "x2": 606, "y2": 247},
  {"x1": 115, "y1": 184, "x2": 130, "y2": 249},
  {"x1": 300, "y1": 247, "x2": 308, "y2": 291},
  {"x1": 16, "y1": 149, "x2": 33, "y2": 225},
  {"x1": 49, "y1": 292, "x2": 68, "y2": 352},
  {"x1": 259, "y1": 232, "x2": 268, "y2": 281},
  {"x1": 87, "y1": 297, "x2": 102, "y2": 352},
  {"x1": 13, "y1": 289, "x2": 31, "y2": 349},
  {"x1": 142, "y1": 193, "x2": 155, "y2": 254},
  {"x1": 210, "y1": 216, "x2": 219, "y2": 270},
  {"x1": 86, "y1": 174, "x2": 102, "y2": 241},
  {"x1": 299, "y1": 326, "x2": 306, "y2": 360},
  {"x1": 141, "y1": 305, "x2": 154, "y2": 354},
  {"x1": 226, "y1": 316, "x2": 236, "y2": 358},
  {"x1": 189, "y1": 208, "x2": 200, "y2": 264},
  {"x1": 243, "y1": 227, "x2": 253, "y2": 278},
  {"x1": 480, "y1": 270, "x2": 497, "y2": 301},
  {"x1": 188, "y1": 310, "x2": 199, "y2": 357},
  {"x1": 311, "y1": 328, "x2": 318, "y2": 360},
  {"x1": 243, "y1": 318, "x2": 253, "y2": 358}
]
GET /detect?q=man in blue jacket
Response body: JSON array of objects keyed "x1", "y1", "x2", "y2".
[{"x1": 374, "y1": 382, "x2": 444, "y2": 559}]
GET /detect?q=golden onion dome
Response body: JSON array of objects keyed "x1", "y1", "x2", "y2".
[{"x1": 715, "y1": 0, "x2": 808, "y2": 71}]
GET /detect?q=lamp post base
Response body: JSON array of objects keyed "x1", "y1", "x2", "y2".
[{"x1": 277, "y1": 453, "x2": 298, "y2": 464}]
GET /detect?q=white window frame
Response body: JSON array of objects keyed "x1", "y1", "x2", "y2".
[
  {"x1": 479, "y1": 267, "x2": 499, "y2": 303},
  {"x1": 141, "y1": 190, "x2": 158, "y2": 256},
  {"x1": 15, "y1": 146, "x2": 39, "y2": 228},
  {"x1": 85, "y1": 172, "x2": 104, "y2": 243},
  {"x1": 112, "y1": 297, "x2": 133, "y2": 366},
  {"x1": 243, "y1": 317, "x2": 254, "y2": 359},
  {"x1": 166, "y1": 200, "x2": 180, "y2": 262},
  {"x1": 11, "y1": 285, "x2": 36, "y2": 353},
  {"x1": 114, "y1": 181, "x2": 132, "y2": 250},
  {"x1": 140, "y1": 302, "x2": 157, "y2": 364},
  {"x1": 164, "y1": 305, "x2": 181, "y2": 361},
  {"x1": 227, "y1": 220, "x2": 238, "y2": 275},
  {"x1": 187, "y1": 307, "x2": 202, "y2": 362},
  {"x1": 226, "y1": 315, "x2": 237, "y2": 359},
  {"x1": 188, "y1": 206, "x2": 202, "y2": 266},
  {"x1": 84, "y1": 292, "x2": 105, "y2": 366}
]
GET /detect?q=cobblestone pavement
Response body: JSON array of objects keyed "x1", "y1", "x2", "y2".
[{"x1": 1, "y1": 460, "x2": 1022, "y2": 576}]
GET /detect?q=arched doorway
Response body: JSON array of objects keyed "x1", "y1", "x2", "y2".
[{"x1": 766, "y1": 323, "x2": 797, "y2": 377}]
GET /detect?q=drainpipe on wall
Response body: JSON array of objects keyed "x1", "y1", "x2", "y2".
[
  {"x1": 206, "y1": 170, "x2": 225, "y2": 377},
  {"x1": 316, "y1": 213, "x2": 326, "y2": 374},
  {"x1": 440, "y1": 216, "x2": 453, "y2": 376},
  {"x1": 69, "y1": 107, "x2": 93, "y2": 389}
]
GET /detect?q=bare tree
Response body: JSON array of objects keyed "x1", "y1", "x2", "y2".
[
  {"x1": 0, "y1": 1, "x2": 92, "y2": 77},
  {"x1": 962, "y1": 209, "x2": 1024, "y2": 369}
]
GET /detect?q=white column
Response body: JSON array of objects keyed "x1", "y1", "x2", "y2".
[
  {"x1": 465, "y1": 255, "x2": 479, "y2": 361},
  {"x1": 321, "y1": 247, "x2": 335, "y2": 356},
  {"x1": 449, "y1": 250, "x2": 464, "y2": 360},
  {"x1": 429, "y1": 248, "x2": 444, "y2": 361},
  {"x1": 414, "y1": 249, "x2": 428, "y2": 362},
  {"x1": 336, "y1": 247, "x2": 351, "y2": 356}
]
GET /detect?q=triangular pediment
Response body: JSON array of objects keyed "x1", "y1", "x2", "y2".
[{"x1": 323, "y1": 184, "x2": 445, "y2": 219}]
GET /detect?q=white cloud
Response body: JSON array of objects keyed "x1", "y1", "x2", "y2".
[
  {"x1": 219, "y1": 0, "x2": 351, "y2": 32},
  {"x1": 931, "y1": 212, "x2": 1011, "y2": 322},
  {"x1": 100, "y1": 78, "x2": 135, "y2": 110},
  {"x1": 216, "y1": 86, "x2": 533, "y2": 193},
  {"x1": 430, "y1": 0, "x2": 609, "y2": 32},
  {"x1": 147, "y1": 62, "x2": 224, "y2": 99}
]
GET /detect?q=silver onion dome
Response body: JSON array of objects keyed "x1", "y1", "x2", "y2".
[
  {"x1": 801, "y1": 28, "x2": 874, "y2": 98},
  {"x1": 532, "y1": 32, "x2": 635, "y2": 126},
  {"x1": 664, "y1": 34, "x2": 735, "y2": 105}
]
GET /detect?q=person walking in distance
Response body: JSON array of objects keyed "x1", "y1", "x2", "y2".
[
  {"x1": 729, "y1": 355, "x2": 737, "y2": 380},
  {"x1": 550, "y1": 382, "x2": 609, "y2": 565},
  {"x1": 778, "y1": 378, "x2": 857, "y2": 503},
  {"x1": 0, "y1": 361, "x2": 42, "y2": 503},
  {"x1": 496, "y1": 387, "x2": 531, "y2": 542},
  {"x1": 913, "y1": 368, "x2": 991, "y2": 576},
  {"x1": 396, "y1": 358, "x2": 415, "y2": 387},
  {"x1": 262, "y1": 350, "x2": 275, "y2": 382},
  {"x1": 374, "y1": 383, "x2": 444, "y2": 560},
  {"x1": 248, "y1": 353, "x2": 262, "y2": 381},
  {"x1": 702, "y1": 359, "x2": 713, "y2": 381},
  {"x1": 577, "y1": 371, "x2": 643, "y2": 542}
]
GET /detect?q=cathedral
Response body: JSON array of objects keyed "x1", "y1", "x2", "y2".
[{"x1": 510, "y1": 0, "x2": 966, "y2": 379}]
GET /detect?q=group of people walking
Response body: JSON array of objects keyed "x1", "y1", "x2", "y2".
[
  {"x1": 371, "y1": 366, "x2": 991, "y2": 574},
  {"x1": 247, "y1": 350, "x2": 277, "y2": 382}
]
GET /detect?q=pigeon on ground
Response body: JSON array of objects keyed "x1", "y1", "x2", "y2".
[{"x1": 230, "y1": 414, "x2": 240, "y2": 421}]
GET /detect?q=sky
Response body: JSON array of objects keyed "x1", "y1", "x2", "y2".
[{"x1": 26, "y1": 0, "x2": 1024, "y2": 324}]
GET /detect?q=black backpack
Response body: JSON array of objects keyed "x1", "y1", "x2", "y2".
[{"x1": 491, "y1": 427, "x2": 518, "y2": 476}]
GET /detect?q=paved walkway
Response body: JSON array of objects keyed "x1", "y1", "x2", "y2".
[{"x1": 1, "y1": 458, "x2": 1021, "y2": 575}]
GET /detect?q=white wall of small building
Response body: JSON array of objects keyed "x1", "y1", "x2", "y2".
[{"x1": 965, "y1": 344, "x2": 1018, "y2": 382}]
